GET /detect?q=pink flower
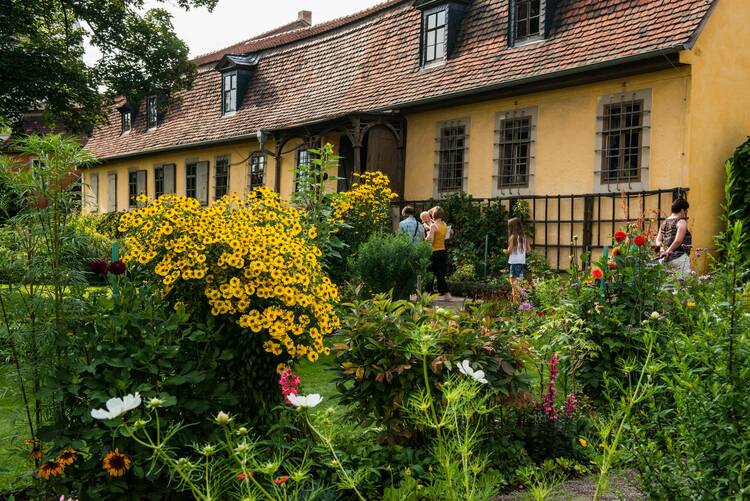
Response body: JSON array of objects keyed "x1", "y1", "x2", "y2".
[
  {"x1": 278, "y1": 368, "x2": 300, "y2": 405},
  {"x1": 543, "y1": 355, "x2": 559, "y2": 421},
  {"x1": 564, "y1": 393, "x2": 577, "y2": 418}
]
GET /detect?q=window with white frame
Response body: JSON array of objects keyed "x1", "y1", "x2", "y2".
[
  {"x1": 248, "y1": 151, "x2": 265, "y2": 190},
  {"x1": 186, "y1": 160, "x2": 209, "y2": 204},
  {"x1": 423, "y1": 7, "x2": 447, "y2": 65},
  {"x1": 294, "y1": 147, "x2": 312, "y2": 193},
  {"x1": 147, "y1": 95, "x2": 158, "y2": 129},
  {"x1": 595, "y1": 89, "x2": 651, "y2": 192},
  {"x1": 154, "y1": 163, "x2": 176, "y2": 197},
  {"x1": 494, "y1": 107, "x2": 537, "y2": 195},
  {"x1": 222, "y1": 72, "x2": 238, "y2": 114},
  {"x1": 128, "y1": 169, "x2": 147, "y2": 207},
  {"x1": 434, "y1": 119, "x2": 469, "y2": 196},
  {"x1": 120, "y1": 109, "x2": 132, "y2": 134}
]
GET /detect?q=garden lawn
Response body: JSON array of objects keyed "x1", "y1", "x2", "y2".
[
  {"x1": 295, "y1": 352, "x2": 340, "y2": 412},
  {"x1": 0, "y1": 363, "x2": 31, "y2": 493}
]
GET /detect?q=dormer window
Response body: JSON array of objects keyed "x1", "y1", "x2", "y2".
[
  {"x1": 120, "y1": 109, "x2": 132, "y2": 134},
  {"x1": 510, "y1": 0, "x2": 546, "y2": 45},
  {"x1": 416, "y1": 0, "x2": 471, "y2": 67},
  {"x1": 424, "y1": 8, "x2": 447, "y2": 65},
  {"x1": 222, "y1": 72, "x2": 238, "y2": 114},
  {"x1": 146, "y1": 95, "x2": 158, "y2": 129},
  {"x1": 214, "y1": 54, "x2": 258, "y2": 116}
]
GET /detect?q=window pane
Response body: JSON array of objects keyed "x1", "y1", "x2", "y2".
[
  {"x1": 427, "y1": 13, "x2": 436, "y2": 29},
  {"x1": 435, "y1": 40, "x2": 445, "y2": 59},
  {"x1": 531, "y1": 0, "x2": 540, "y2": 16},
  {"x1": 530, "y1": 16, "x2": 540, "y2": 35},
  {"x1": 436, "y1": 10, "x2": 446, "y2": 27},
  {"x1": 427, "y1": 30, "x2": 436, "y2": 47}
]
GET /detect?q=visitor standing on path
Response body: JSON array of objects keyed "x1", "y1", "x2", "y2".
[
  {"x1": 507, "y1": 217, "x2": 532, "y2": 304},
  {"x1": 656, "y1": 198, "x2": 692, "y2": 275},
  {"x1": 427, "y1": 206, "x2": 452, "y2": 301},
  {"x1": 398, "y1": 206, "x2": 425, "y2": 244}
]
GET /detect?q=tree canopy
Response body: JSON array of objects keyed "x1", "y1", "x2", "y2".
[{"x1": 0, "y1": 0, "x2": 218, "y2": 134}]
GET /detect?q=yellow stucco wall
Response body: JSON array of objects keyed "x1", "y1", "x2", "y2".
[
  {"x1": 82, "y1": 133, "x2": 341, "y2": 213},
  {"x1": 681, "y1": 0, "x2": 750, "y2": 255},
  {"x1": 403, "y1": 68, "x2": 691, "y2": 200}
]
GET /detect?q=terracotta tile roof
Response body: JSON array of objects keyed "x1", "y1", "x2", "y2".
[{"x1": 86, "y1": 0, "x2": 715, "y2": 160}]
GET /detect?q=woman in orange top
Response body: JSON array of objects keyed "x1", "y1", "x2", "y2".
[{"x1": 427, "y1": 206, "x2": 451, "y2": 300}]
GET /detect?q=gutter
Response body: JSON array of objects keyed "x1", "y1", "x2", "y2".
[{"x1": 92, "y1": 46, "x2": 687, "y2": 164}]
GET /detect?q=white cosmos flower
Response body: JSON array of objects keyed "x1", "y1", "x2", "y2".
[
  {"x1": 457, "y1": 360, "x2": 488, "y2": 384},
  {"x1": 287, "y1": 393, "x2": 323, "y2": 408},
  {"x1": 91, "y1": 392, "x2": 142, "y2": 420}
]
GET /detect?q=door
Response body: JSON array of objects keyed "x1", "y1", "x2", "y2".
[{"x1": 365, "y1": 125, "x2": 402, "y2": 198}]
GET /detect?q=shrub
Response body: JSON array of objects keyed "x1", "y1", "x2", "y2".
[
  {"x1": 331, "y1": 171, "x2": 398, "y2": 277},
  {"x1": 117, "y1": 189, "x2": 339, "y2": 364},
  {"x1": 627, "y1": 222, "x2": 750, "y2": 499},
  {"x1": 719, "y1": 136, "x2": 750, "y2": 260},
  {"x1": 348, "y1": 233, "x2": 431, "y2": 299},
  {"x1": 333, "y1": 295, "x2": 529, "y2": 441},
  {"x1": 36, "y1": 280, "x2": 238, "y2": 499},
  {"x1": 430, "y1": 193, "x2": 509, "y2": 279}
]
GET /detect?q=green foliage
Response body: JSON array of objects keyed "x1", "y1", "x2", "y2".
[
  {"x1": 433, "y1": 193, "x2": 510, "y2": 279},
  {"x1": 333, "y1": 295, "x2": 528, "y2": 440},
  {"x1": 717, "y1": 137, "x2": 750, "y2": 261},
  {"x1": 1, "y1": 1, "x2": 215, "y2": 133},
  {"x1": 626, "y1": 222, "x2": 750, "y2": 499},
  {"x1": 348, "y1": 233, "x2": 431, "y2": 299},
  {"x1": 35, "y1": 280, "x2": 238, "y2": 499}
]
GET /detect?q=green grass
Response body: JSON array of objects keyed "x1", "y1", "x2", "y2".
[
  {"x1": 0, "y1": 364, "x2": 33, "y2": 493},
  {"x1": 295, "y1": 352, "x2": 340, "y2": 411}
]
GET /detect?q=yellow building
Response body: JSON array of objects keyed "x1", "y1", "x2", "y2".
[{"x1": 83, "y1": 0, "x2": 750, "y2": 269}]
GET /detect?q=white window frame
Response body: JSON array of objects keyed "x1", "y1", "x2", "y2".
[
  {"x1": 422, "y1": 6, "x2": 448, "y2": 68},
  {"x1": 147, "y1": 95, "x2": 158, "y2": 130},
  {"x1": 248, "y1": 151, "x2": 266, "y2": 190},
  {"x1": 214, "y1": 155, "x2": 230, "y2": 200},
  {"x1": 510, "y1": 0, "x2": 546, "y2": 47},
  {"x1": 594, "y1": 88, "x2": 652, "y2": 193},
  {"x1": 493, "y1": 107, "x2": 538, "y2": 197}
]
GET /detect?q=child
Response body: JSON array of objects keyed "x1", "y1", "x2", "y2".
[{"x1": 507, "y1": 217, "x2": 531, "y2": 303}]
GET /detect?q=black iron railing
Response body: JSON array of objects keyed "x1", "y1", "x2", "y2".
[{"x1": 395, "y1": 187, "x2": 688, "y2": 270}]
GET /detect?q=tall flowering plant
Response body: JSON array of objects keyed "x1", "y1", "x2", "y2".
[{"x1": 118, "y1": 188, "x2": 339, "y2": 362}]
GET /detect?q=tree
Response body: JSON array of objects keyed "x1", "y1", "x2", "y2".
[{"x1": 0, "y1": 0, "x2": 218, "y2": 134}]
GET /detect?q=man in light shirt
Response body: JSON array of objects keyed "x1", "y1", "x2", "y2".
[{"x1": 398, "y1": 206, "x2": 425, "y2": 244}]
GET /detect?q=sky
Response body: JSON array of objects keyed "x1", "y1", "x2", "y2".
[{"x1": 84, "y1": 0, "x2": 383, "y2": 65}]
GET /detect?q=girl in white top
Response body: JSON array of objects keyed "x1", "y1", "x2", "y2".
[{"x1": 507, "y1": 217, "x2": 531, "y2": 303}]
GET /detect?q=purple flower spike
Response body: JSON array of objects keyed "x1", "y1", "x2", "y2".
[{"x1": 519, "y1": 301, "x2": 533, "y2": 312}]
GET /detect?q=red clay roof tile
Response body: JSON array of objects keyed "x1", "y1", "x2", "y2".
[{"x1": 86, "y1": 0, "x2": 715, "y2": 160}]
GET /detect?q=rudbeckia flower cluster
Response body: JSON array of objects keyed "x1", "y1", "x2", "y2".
[
  {"x1": 331, "y1": 171, "x2": 397, "y2": 227},
  {"x1": 118, "y1": 189, "x2": 339, "y2": 361}
]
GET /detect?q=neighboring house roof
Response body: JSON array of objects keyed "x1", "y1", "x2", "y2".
[{"x1": 86, "y1": 0, "x2": 715, "y2": 161}]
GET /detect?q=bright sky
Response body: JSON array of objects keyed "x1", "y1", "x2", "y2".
[{"x1": 84, "y1": 0, "x2": 383, "y2": 65}]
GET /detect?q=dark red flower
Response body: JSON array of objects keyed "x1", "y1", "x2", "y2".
[
  {"x1": 108, "y1": 260, "x2": 127, "y2": 275},
  {"x1": 90, "y1": 259, "x2": 109, "y2": 276},
  {"x1": 237, "y1": 471, "x2": 255, "y2": 481},
  {"x1": 273, "y1": 475, "x2": 289, "y2": 485},
  {"x1": 591, "y1": 267, "x2": 604, "y2": 280},
  {"x1": 614, "y1": 230, "x2": 627, "y2": 243},
  {"x1": 536, "y1": 311, "x2": 545, "y2": 317},
  {"x1": 608, "y1": 260, "x2": 617, "y2": 270},
  {"x1": 633, "y1": 235, "x2": 647, "y2": 247}
]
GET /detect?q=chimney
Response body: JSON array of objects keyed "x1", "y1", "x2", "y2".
[{"x1": 298, "y1": 10, "x2": 312, "y2": 26}]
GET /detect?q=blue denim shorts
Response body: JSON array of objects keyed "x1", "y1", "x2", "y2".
[{"x1": 509, "y1": 264, "x2": 525, "y2": 279}]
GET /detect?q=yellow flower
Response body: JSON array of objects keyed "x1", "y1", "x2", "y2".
[
  {"x1": 578, "y1": 437, "x2": 588, "y2": 447},
  {"x1": 686, "y1": 301, "x2": 696, "y2": 308}
]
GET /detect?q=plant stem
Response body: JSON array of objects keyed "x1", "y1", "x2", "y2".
[{"x1": 305, "y1": 414, "x2": 366, "y2": 501}]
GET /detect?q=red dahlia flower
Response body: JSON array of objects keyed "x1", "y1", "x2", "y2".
[
  {"x1": 614, "y1": 230, "x2": 627, "y2": 243},
  {"x1": 108, "y1": 260, "x2": 127, "y2": 275},
  {"x1": 89, "y1": 259, "x2": 109, "y2": 275},
  {"x1": 591, "y1": 267, "x2": 604, "y2": 279},
  {"x1": 633, "y1": 235, "x2": 647, "y2": 247}
]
